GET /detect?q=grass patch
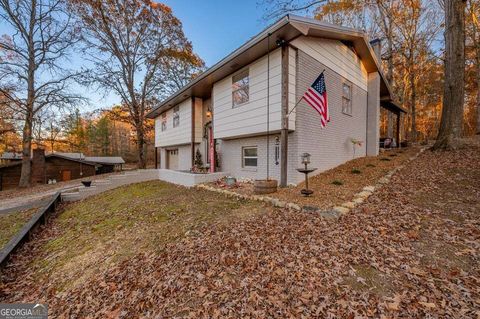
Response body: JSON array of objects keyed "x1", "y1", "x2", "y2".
[
  {"x1": 0, "y1": 208, "x2": 37, "y2": 250},
  {"x1": 343, "y1": 265, "x2": 395, "y2": 297},
  {"x1": 29, "y1": 180, "x2": 263, "y2": 291},
  {"x1": 351, "y1": 168, "x2": 362, "y2": 174},
  {"x1": 331, "y1": 180, "x2": 344, "y2": 186}
]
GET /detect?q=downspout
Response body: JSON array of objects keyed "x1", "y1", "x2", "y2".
[{"x1": 280, "y1": 42, "x2": 289, "y2": 187}]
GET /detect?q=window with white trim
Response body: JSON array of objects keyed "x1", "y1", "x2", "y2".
[
  {"x1": 161, "y1": 113, "x2": 167, "y2": 131},
  {"x1": 173, "y1": 105, "x2": 180, "y2": 128},
  {"x1": 242, "y1": 146, "x2": 257, "y2": 168},
  {"x1": 232, "y1": 69, "x2": 249, "y2": 107},
  {"x1": 342, "y1": 82, "x2": 352, "y2": 115}
]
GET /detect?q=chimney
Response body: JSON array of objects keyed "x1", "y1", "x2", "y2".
[
  {"x1": 370, "y1": 38, "x2": 382, "y2": 63},
  {"x1": 31, "y1": 148, "x2": 46, "y2": 185}
]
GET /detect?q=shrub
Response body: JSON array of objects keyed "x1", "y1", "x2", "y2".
[
  {"x1": 351, "y1": 168, "x2": 362, "y2": 174},
  {"x1": 380, "y1": 158, "x2": 391, "y2": 161},
  {"x1": 332, "y1": 180, "x2": 344, "y2": 186}
]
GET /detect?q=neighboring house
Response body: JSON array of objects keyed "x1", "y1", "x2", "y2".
[
  {"x1": 146, "y1": 15, "x2": 406, "y2": 186},
  {"x1": 0, "y1": 152, "x2": 22, "y2": 165},
  {"x1": 0, "y1": 150, "x2": 125, "y2": 191}
]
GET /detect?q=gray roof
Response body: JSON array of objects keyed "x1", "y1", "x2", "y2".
[
  {"x1": 147, "y1": 14, "x2": 395, "y2": 119},
  {"x1": 51, "y1": 152, "x2": 85, "y2": 160},
  {"x1": 48, "y1": 152, "x2": 125, "y2": 165},
  {"x1": 0, "y1": 152, "x2": 22, "y2": 160},
  {"x1": 84, "y1": 157, "x2": 125, "y2": 165}
]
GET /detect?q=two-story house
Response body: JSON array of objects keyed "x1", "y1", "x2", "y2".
[{"x1": 146, "y1": 15, "x2": 405, "y2": 186}]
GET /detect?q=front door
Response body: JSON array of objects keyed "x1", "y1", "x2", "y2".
[
  {"x1": 62, "y1": 170, "x2": 72, "y2": 181},
  {"x1": 167, "y1": 149, "x2": 179, "y2": 170}
]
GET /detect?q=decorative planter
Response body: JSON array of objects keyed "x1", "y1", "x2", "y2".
[
  {"x1": 254, "y1": 179, "x2": 278, "y2": 194},
  {"x1": 81, "y1": 181, "x2": 92, "y2": 187},
  {"x1": 225, "y1": 176, "x2": 237, "y2": 186}
]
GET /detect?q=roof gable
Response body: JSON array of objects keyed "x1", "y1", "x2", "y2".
[{"x1": 147, "y1": 14, "x2": 393, "y2": 119}]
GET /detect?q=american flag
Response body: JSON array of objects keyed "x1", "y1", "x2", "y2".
[{"x1": 302, "y1": 72, "x2": 330, "y2": 128}]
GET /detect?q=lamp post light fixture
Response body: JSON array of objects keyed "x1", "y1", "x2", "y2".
[{"x1": 296, "y1": 152, "x2": 317, "y2": 196}]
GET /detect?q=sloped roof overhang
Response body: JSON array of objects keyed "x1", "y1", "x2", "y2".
[{"x1": 147, "y1": 14, "x2": 393, "y2": 119}]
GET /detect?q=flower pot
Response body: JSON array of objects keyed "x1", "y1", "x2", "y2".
[
  {"x1": 254, "y1": 179, "x2": 278, "y2": 194},
  {"x1": 81, "y1": 181, "x2": 92, "y2": 187},
  {"x1": 225, "y1": 176, "x2": 237, "y2": 186}
]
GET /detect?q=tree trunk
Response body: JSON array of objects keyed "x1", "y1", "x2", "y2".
[
  {"x1": 19, "y1": 112, "x2": 33, "y2": 188},
  {"x1": 409, "y1": 68, "x2": 417, "y2": 142},
  {"x1": 476, "y1": 57, "x2": 480, "y2": 134},
  {"x1": 18, "y1": 0, "x2": 36, "y2": 188},
  {"x1": 136, "y1": 125, "x2": 146, "y2": 169},
  {"x1": 434, "y1": 0, "x2": 466, "y2": 150}
]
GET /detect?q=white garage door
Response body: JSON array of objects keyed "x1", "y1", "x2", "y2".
[{"x1": 167, "y1": 149, "x2": 179, "y2": 170}]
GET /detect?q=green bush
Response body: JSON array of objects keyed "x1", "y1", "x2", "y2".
[
  {"x1": 351, "y1": 168, "x2": 362, "y2": 174},
  {"x1": 332, "y1": 180, "x2": 344, "y2": 186}
]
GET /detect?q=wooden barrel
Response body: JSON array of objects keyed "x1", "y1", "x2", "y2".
[{"x1": 254, "y1": 179, "x2": 278, "y2": 194}]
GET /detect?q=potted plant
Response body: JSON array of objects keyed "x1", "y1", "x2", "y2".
[
  {"x1": 254, "y1": 179, "x2": 278, "y2": 194},
  {"x1": 81, "y1": 180, "x2": 92, "y2": 187}
]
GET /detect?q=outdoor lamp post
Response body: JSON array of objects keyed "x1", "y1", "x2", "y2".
[{"x1": 296, "y1": 152, "x2": 317, "y2": 196}]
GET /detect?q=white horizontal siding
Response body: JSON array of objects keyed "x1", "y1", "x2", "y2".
[
  {"x1": 155, "y1": 99, "x2": 192, "y2": 147},
  {"x1": 288, "y1": 46, "x2": 297, "y2": 130},
  {"x1": 194, "y1": 98, "x2": 203, "y2": 143},
  {"x1": 291, "y1": 36, "x2": 368, "y2": 91},
  {"x1": 213, "y1": 49, "x2": 283, "y2": 139}
]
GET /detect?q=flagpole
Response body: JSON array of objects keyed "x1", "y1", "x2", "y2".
[{"x1": 286, "y1": 69, "x2": 325, "y2": 118}]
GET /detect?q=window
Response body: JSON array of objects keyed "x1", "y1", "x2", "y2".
[
  {"x1": 242, "y1": 146, "x2": 257, "y2": 167},
  {"x1": 232, "y1": 69, "x2": 249, "y2": 107},
  {"x1": 161, "y1": 113, "x2": 167, "y2": 131},
  {"x1": 342, "y1": 82, "x2": 352, "y2": 115},
  {"x1": 173, "y1": 105, "x2": 180, "y2": 128}
]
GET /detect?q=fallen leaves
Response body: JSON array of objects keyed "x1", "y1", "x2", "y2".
[{"x1": 1, "y1": 138, "x2": 480, "y2": 317}]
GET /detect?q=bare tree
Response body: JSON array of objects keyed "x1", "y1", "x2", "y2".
[
  {"x1": 0, "y1": 0, "x2": 81, "y2": 187},
  {"x1": 72, "y1": 0, "x2": 203, "y2": 168},
  {"x1": 433, "y1": 0, "x2": 467, "y2": 149}
]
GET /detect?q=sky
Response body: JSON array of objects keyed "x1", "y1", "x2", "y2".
[
  {"x1": 0, "y1": 0, "x2": 272, "y2": 112},
  {"x1": 94, "y1": 0, "x2": 271, "y2": 110}
]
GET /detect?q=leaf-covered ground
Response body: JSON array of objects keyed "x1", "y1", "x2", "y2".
[
  {"x1": 0, "y1": 208, "x2": 37, "y2": 250},
  {"x1": 211, "y1": 147, "x2": 420, "y2": 210},
  {"x1": 1, "y1": 139, "x2": 479, "y2": 318}
]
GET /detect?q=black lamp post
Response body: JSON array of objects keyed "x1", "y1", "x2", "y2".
[{"x1": 296, "y1": 153, "x2": 317, "y2": 196}]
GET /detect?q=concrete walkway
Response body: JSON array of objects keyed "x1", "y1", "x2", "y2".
[{"x1": 61, "y1": 169, "x2": 160, "y2": 202}]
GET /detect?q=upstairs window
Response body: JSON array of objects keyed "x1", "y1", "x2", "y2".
[
  {"x1": 232, "y1": 69, "x2": 249, "y2": 107},
  {"x1": 173, "y1": 105, "x2": 180, "y2": 128},
  {"x1": 342, "y1": 82, "x2": 352, "y2": 115},
  {"x1": 242, "y1": 146, "x2": 258, "y2": 167},
  {"x1": 161, "y1": 113, "x2": 167, "y2": 131}
]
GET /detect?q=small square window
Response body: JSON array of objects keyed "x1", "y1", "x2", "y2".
[
  {"x1": 232, "y1": 69, "x2": 249, "y2": 107},
  {"x1": 173, "y1": 106, "x2": 180, "y2": 128},
  {"x1": 342, "y1": 82, "x2": 352, "y2": 115},
  {"x1": 242, "y1": 146, "x2": 257, "y2": 167}
]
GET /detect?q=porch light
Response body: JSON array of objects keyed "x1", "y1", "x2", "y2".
[{"x1": 206, "y1": 110, "x2": 212, "y2": 118}]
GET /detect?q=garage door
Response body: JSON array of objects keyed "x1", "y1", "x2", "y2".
[{"x1": 167, "y1": 149, "x2": 179, "y2": 170}]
